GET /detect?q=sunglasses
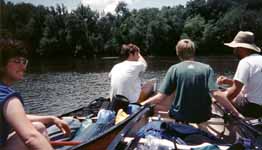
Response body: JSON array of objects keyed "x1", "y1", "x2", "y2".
[{"x1": 9, "y1": 58, "x2": 28, "y2": 66}]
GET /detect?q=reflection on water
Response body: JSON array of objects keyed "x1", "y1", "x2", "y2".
[{"x1": 13, "y1": 56, "x2": 238, "y2": 116}]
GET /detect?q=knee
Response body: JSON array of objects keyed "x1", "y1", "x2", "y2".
[
  {"x1": 32, "y1": 122, "x2": 48, "y2": 137},
  {"x1": 32, "y1": 122, "x2": 46, "y2": 131}
]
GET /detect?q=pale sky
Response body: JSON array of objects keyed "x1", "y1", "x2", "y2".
[{"x1": 9, "y1": 0, "x2": 189, "y2": 13}]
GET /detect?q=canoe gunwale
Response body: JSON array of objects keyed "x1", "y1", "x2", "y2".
[
  {"x1": 70, "y1": 105, "x2": 152, "y2": 150},
  {"x1": 58, "y1": 97, "x2": 110, "y2": 118},
  {"x1": 107, "y1": 106, "x2": 153, "y2": 150},
  {"x1": 107, "y1": 103, "x2": 262, "y2": 150}
]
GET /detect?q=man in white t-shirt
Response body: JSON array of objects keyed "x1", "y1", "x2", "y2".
[
  {"x1": 217, "y1": 31, "x2": 262, "y2": 118},
  {"x1": 109, "y1": 43, "x2": 151, "y2": 103}
]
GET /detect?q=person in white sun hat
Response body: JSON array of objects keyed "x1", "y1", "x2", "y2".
[{"x1": 217, "y1": 31, "x2": 262, "y2": 118}]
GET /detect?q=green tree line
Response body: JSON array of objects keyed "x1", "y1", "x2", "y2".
[{"x1": 1, "y1": 0, "x2": 262, "y2": 60}]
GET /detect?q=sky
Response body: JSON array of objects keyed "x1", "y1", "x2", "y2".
[{"x1": 9, "y1": 0, "x2": 189, "y2": 13}]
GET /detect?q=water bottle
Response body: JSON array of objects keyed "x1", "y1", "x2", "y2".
[
  {"x1": 138, "y1": 135, "x2": 174, "y2": 150},
  {"x1": 96, "y1": 109, "x2": 116, "y2": 125},
  {"x1": 137, "y1": 135, "x2": 159, "y2": 150},
  {"x1": 127, "y1": 104, "x2": 140, "y2": 114},
  {"x1": 74, "y1": 118, "x2": 92, "y2": 137},
  {"x1": 146, "y1": 135, "x2": 160, "y2": 150}
]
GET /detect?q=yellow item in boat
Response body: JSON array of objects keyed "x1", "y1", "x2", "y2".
[{"x1": 115, "y1": 109, "x2": 129, "y2": 124}]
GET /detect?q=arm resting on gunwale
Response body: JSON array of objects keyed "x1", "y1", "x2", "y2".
[{"x1": 27, "y1": 114, "x2": 71, "y2": 136}]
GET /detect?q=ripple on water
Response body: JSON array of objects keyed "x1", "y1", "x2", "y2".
[{"x1": 13, "y1": 57, "x2": 236, "y2": 116}]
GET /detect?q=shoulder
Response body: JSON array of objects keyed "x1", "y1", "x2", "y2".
[
  {"x1": 112, "y1": 61, "x2": 123, "y2": 67},
  {"x1": 135, "y1": 61, "x2": 147, "y2": 68},
  {"x1": 240, "y1": 54, "x2": 261, "y2": 64},
  {"x1": 0, "y1": 84, "x2": 22, "y2": 104},
  {"x1": 110, "y1": 62, "x2": 124, "y2": 71},
  {"x1": 0, "y1": 84, "x2": 16, "y2": 99},
  {"x1": 193, "y1": 61, "x2": 214, "y2": 72},
  {"x1": 167, "y1": 64, "x2": 178, "y2": 74},
  {"x1": 174, "y1": 61, "x2": 211, "y2": 69},
  {"x1": 127, "y1": 60, "x2": 144, "y2": 65},
  {"x1": 124, "y1": 61, "x2": 146, "y2": 69},
  {"x1": 171, "y1": 64, "x2": 178, "y2": 69},
  {"x1": 238, "y1": 57, "x2": 252, "y2": 68},
  {"x1": 194, "y1": 61, "x2": 211, "y2": 68}
]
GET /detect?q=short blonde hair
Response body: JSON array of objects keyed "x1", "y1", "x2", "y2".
[{"x1": 176, "y1": 39, "x2": 195, "y2": 60}]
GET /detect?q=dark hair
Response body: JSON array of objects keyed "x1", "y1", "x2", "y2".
[
  {"x1": 0, "y1": 39, "x2": 28, "y2": 77},
  {"x1": 120, "y1": 43, "x2": 140, "y2": 59}
]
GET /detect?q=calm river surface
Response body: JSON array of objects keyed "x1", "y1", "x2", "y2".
[{"x1": 12, "y1": 56, "x2": 238, "y2": 116}]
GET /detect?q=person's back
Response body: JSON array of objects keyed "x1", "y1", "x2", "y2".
[
  {"x1": 141, "y1": 39, "x2": 233, "y2": 123},
  {"x1": 217, "y1": 31, "x2": 262, "y2": 118},
  {"x1": 236, "y1": 53, "x2": 262, "y2": 105},
  {"x1": 161, "y1": 61, "x2": 214, "y2": 123},
  {"x1": 110, "y1": 60, "x2": 146, "y2": 102},
  {"x1": 109, "y1": 43, "x2": 147, "y2": 103}
]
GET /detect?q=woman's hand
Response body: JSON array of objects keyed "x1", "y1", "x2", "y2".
[{"x1": 52, "y1": 117, "x2": 71, "y2": 137}]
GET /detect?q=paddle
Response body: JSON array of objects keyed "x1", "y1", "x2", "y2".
[
  {"x1": 213, "y1": 101, "x2": 262, "y2": 136},
  {"x1": 50, "y1": 141, "x2": 81, "y2": 146}
]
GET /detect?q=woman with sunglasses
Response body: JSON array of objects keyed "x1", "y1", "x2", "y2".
[{"x1": 0, "y1": 39, "x2": 70, "y2": 150}]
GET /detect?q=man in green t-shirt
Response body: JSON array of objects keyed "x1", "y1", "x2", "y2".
[{"x1": 142, "y1": 39, "x2": 243, "y2": 123}]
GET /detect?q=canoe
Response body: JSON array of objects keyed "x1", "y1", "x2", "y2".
[
  {"x1": 48, "y1": 97, "x2": 110, "y2": 148},
  {"x1": 59, "y1": 97, "x2": 110, "y2": 118},
  {"x1": 48, "y1": 96, "x2": 152, "y2": 150},
  {"x1": 210, "y1": 103, "x2": 262, "y2": 147},
  {"x1": 68, "y1": 105, "x2": 152, "y2": 150},
  {"x1": 107, "y1": 105, "x2": 154, "y2": 150},
  {"x1": 107, "y1": 104, "x2": 262, "y2": 150}
]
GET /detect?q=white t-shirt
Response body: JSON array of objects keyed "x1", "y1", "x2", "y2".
[
  {"x1": 234, "y1": 54, "x2": 262, "y2": 105},
  {"x1": 109, "y1": 60, "x2": 147, "y2": 103}
]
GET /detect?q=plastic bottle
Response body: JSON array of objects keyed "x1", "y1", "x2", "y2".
[
  {"x1": 146, "y1": 135, "x2": 160, "y2": 150},
  {"x1": 138, "y1": 135, "x2": 174, "y2": 150},
  {"x1": 96, "y1": 109, "x2": 116, "y2": 124},
  {"x1": 74, "y1": 118, "x2": 92, "y2": 137}
]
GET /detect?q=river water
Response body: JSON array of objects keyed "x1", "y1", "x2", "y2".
[{"x1": 12, "y1": 56, "x2": 238, "y2": 116}]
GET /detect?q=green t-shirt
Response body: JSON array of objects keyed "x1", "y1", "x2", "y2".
[{"x1": 159, "y1": 61, "x2": 218, "y2": 123}]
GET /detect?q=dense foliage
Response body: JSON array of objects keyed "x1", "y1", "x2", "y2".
[{"x1": 1, "y1": 0, "x2": 262, "y2": 60}]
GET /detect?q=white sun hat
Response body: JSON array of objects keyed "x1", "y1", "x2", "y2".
[{"x1": 224, "y1": 31, "x2": 261, "y2": 52}]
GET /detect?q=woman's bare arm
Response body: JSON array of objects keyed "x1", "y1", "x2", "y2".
[
  {"x1": 26, "y1": 114, "x2": 71, "y2": 136},
  {"x1": 3, "y1": 97, "x2": 53, "y2": 150}
]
